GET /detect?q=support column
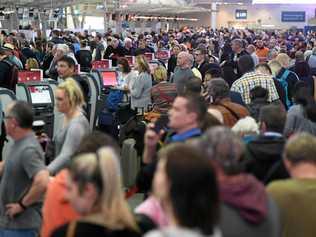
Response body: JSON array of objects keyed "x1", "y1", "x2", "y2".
[{"x1": 211, "y1": 2, "x2": 217, "y2": 30}]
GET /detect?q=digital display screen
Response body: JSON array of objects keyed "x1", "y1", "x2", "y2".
[
  {"x1": 28, "y1": 85, "x2": 52, "y2": 104},
  {"x1": 101, "y1": 71, "x2": 117, "y2": 86}
]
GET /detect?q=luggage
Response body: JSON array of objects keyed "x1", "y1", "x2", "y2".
[{"x1": 120, "y1": 138, "x2": 141, "y2": 188}]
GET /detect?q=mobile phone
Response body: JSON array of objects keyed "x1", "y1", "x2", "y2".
[{"x1": 152, "y1": 115, "x2": 169, "y2": 134}]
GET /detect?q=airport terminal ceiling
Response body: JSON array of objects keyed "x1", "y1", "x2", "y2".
[{"x1": 0, "y1": 0, "x2": 253, "y2": 11}]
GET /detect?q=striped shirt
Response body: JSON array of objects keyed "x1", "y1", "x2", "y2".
[{"x1": 231, "y1": 71, "x2": 279, "y2": 104}]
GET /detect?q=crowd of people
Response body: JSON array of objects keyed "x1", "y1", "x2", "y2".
[{"x1": 0, "y1": 25, "x2": 316, "y2": 237}]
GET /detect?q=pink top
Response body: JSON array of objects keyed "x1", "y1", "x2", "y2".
[{"x1": 135, "y1": 196, "x2": 169, "y2": 227}]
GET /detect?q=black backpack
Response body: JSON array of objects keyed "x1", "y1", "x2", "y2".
[{"x1": 2, "y1": 59, "x2": 18, "y2": 93}]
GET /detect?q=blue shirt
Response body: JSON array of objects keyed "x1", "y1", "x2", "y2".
[{"x1": 169, "y1": 128, "x2": 202, "y2": 143}]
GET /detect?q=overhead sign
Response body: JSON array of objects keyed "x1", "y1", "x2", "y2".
[
  {"x1": 281, "y1": 11, "x2": 306, "y2": 22},
  {"x1": 235, "y1": 9, "x2": 247, "y2": 20}
]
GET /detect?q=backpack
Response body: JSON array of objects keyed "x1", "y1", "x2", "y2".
[
  {"x1": 106, "y1": 89, "x2": 124, "y2": 112},
  {"x1": 276, "y1": 69, "x2": 292, "y2": 109},
  {"x1": 2, "y1": 59, "x2": 18, "y2": 93}
]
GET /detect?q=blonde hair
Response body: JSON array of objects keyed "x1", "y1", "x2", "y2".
[
  {"x1": 268, "y1": 60, "x2": 282, "y2": 77},
  {"x1": 136, "y1": 55, "x2": 150, "y2": 74},
  {"x1": 26, "y1": 58, "x2": 39, "y2": 70},
  {"x1": 57, "y1": 78, "x2": 85, "y2": 110},
  {"x1": 153, "y1": 66, "x2": 167, "y2": 82},
  {"x1": 70, "y1": 147, "x2": 138, "y2": 231},
  {"x1": 276, "y1": 53, "x2": 290, "y2": 68}
]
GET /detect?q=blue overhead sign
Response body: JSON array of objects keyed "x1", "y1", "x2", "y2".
[
  {"x1": 281, "y1": 11, "x2": 306, "y2": 22},
  {"x1": 236, "y1": 10, "x2": 247, "y2": 20}
]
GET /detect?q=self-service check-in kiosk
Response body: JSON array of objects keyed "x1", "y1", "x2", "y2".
[{"x1": 17, "y1": 82, "x2": 55, "y2": 138}]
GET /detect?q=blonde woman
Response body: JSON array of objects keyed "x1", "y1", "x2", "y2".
[
  {"x1": 50, "y1": 147, "x2": 141, "y2": 237},
  {"x1": 151, "y1": 66, "x2": 176, "y2": 114},
  {"x1": 25, "y1": 57, "x2": 39, "y2": 70},
  {"x1": 48, "y1": 78, "x2": 90, "y2": 175},
  {"x1": 130, "y1": 55, "x2": 152, "y2": 111}
]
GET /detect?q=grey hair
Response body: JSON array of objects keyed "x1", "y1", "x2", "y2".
[
  {"x1": 207, "y1": 78, "x2": 230, "y2": 102},
  {"x1": 198, "y1": 126, "x2": 245, "y2": 175}
]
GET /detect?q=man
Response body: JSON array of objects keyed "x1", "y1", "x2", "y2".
[
  {"x1": 2, "y1": 43, "x2": 23, "y2": 70},
  {"x1": 255, "y1": 39, "x2": 269, "y2": 62},
  {"x1": 94, "y1": 34, "x2": 105, "y2": 61},
  {"x1": 167, "y1": 44, "x2": 181, "y2": 78},
  {"x1": 246, "y1": 44, "x2": 259, "y2": 66},
  {"x1": 267, "y1": 133, "x2": 316, "y2": 237},
  {"x1": 0, "y1": 47, "x2": 18, "y2": 92},
  {"x1": 138, "y1": 94, "x2": 206, "y2": 193},
  {"x1": 123, "y1": 37, "x2": 135, "y2": 56},
  {"x1": 225, "y1": 38, "x2": 248, "y2": 81},
  {"x1": 208, "y1": 78, "x2": 249, "y2": 127},
  {"x1": 50, "y1": 30, "x2": 65, "y2": 45},
  {"x1": 0, "y1": 101, "x2": 49, "y2": 237},
  {"x1": 194, "y1": 46, "x2": 210, "y2": 80},
  {"x1": 104, "y1": 38, "x2": 125, "y2": 66},
  {"x1": 143, "y1": 94, "x2": 206, "y2": 164},
  {"x1": 56, "y1": 56, "x2": 89, "y2": 103},
  {"x1": 231, "y1": 55, "x2": 279, "y2": 105},
  {"x1": 170, "y1": 51, "x2": 195, "y2": 94},
  {"x1": 48, "y1": 44, "x2": 77, "y2": 80},
  {"x1": 246, "y1": 105, "x2": 289, "y2": 184},
  {"x1": 135, "y1": 38, "x2": 154, "y2": 56}
]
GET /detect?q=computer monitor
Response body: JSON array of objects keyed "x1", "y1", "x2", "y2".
[
  {"x1": 101, "y1": 71, "x2": 117, "y2": 86},
  {"x1": 28, "y1": 85, "x2": 52, "y2": 105}
]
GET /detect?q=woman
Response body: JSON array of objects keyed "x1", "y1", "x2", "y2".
[
  {"x1": 41, "y1": 131, "x2": 119, "y2": 237},
  {"x1": 145, "y1": 143, "x2": 221, "y2": 237},
  {"x1": 51, "y1": 147, "x2": 140, "y2": 237},
  {"x1": 129, "y1": 55, "x2": 152, "y2": 111},
  {"x1": 47, "y1": 79, "x2": 90, "y2": 175},
  {"x1": 151, "y1": 65, "x2": 177, "y2": 114},
  {"x1": 117, "y1": 57, "x2": 137, "y2": 90},
  {"x1": 25, "y1": 57, "x2": 39, "y2": 70}
]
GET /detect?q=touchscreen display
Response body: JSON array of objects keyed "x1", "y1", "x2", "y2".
[
  {"x1": 101, "y1": 71, "x2": 117, "y2": 86},
  {"x1": 28, "y1": 85, "x2": 52, "y2": 104}
]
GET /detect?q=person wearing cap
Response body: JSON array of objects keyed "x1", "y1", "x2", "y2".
[{"x1": 2, "y1": 43, "x2": 23, "y2": 70}]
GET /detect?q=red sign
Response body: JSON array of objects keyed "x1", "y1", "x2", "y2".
[
  {"x1": 156, "y1": 50, "x2": 170, "y2": 60},
  {"x1": 18, "y1": 70, "x2": 43, "y2": 83},
  {"x1": 144, "y1": 53, "x2": 154, "y2": 61},
  {"x1": 92, "y1": 60, "x2": 112, "y2": 70}
]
